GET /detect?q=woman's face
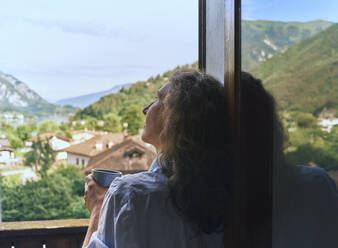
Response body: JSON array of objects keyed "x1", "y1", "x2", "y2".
[{"x1": 141, "y1": 83, "x2": 170, "y2": 150}]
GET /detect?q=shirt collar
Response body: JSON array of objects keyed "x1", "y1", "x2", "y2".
[{"x1": 149, "y1": 156, "x2": 166, "y2": 173}]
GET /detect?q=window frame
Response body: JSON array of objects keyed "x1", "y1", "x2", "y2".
[{"x1": 199, "y1": 1, "x2": 273, "y2": 247}]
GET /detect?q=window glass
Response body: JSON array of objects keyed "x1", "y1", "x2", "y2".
[{"x1": 242, "y1": 1, "x2": 338, "y2": 246}]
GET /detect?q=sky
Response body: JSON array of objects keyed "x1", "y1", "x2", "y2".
[{"x1": 0, "y1": 0, "x2": 337, "y2": 102}]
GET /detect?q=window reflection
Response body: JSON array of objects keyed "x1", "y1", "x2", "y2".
[{"x1": 242, "y1": 1, "x2": 338, "y2": 247}]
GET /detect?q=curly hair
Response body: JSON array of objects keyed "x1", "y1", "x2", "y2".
[
  {"x1": 158, "y1": 70, "x2": 234, "y2": 234},
  {"x1": 157, "y1": 70, "x2": 286, "y2": 235},
  {"x1": 239, "y1": 72, "x2": 287, "y2": 242},
  {"x1": 240, "y1": 72, "x2": 286, "y2": 163}
]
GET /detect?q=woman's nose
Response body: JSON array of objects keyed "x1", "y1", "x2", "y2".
[{"x1": 142, "y1": 101, "x2": 154, "y2": 115}]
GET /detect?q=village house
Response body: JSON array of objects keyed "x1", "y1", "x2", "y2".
[
  {"x1": 0, "y1": 137, "x2": 15, "y2": 166},
  {"x1": 70, "y1": 130, "x2": 115, "y2": 145},
  {"x1": 71, "y1": 130, "x2": 97, "y2": 144},
  {"x1": 0, "y1": 112, "x2": 24, "y2": 127},
  {"x1": 83, "y1": 137, "x2": 156, "y2": 175},
  {"x1": 63, "y1": 133, "x2": 124, "y2": 168},
  {"x1": 30, "y1": 133, "x2": 72, "y2": 160},
  {"x1": 317, "y1": 117, "x2": 338, "y2": 132}
]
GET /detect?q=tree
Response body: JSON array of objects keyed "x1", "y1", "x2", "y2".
[
  {"x1": 73, "y1": 121, "x2": 84, "y2": 130},
  {"x1": 55, "y1": 164, "x2": 85, "y2": 196},
  {"x1": 1, "y1": 165, "x2": 89, "y2": 221},
  {"x1": 121, "y1": 105, "x2": 145, "y2": 135},
  {"x1": 58, "y1": 122, "x2": 72, "y2": 139},
  {"x1": 327, "y1": 125, "x2": 338, "y2": 143},
  {"x1": 1, "y1": 123, "x2": 25, "y2": 149},
  {"x1": 38, "y1": 120, "x2": 59, "y2": 134},
  {"x1": 16, "y1": 123, "x2": 36, "y2": 142},
  {"x1": 24, "y1": 139, "x2": 56, "y2": 178},
  {"x1": 0, "y1": 122, "x2": 14, "y2": 133},
  {"x1": 103, "y1": 113, "x2": 121, "y2": 133},
  {"x1": 85, "y1": 117, "x2": 98, "y2": 131},
  {"x1": 286, "y1": 143, "x2": 338, "y2": 171},
  {"x1": 8, "y1": 135, "x2": 24, "y2": 149},
  {"x1": 294, "y1": 112, "x2": 317, "y2": 128}
]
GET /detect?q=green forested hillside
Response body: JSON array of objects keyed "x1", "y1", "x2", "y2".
[
  {"x1": 242, "y1": 20, "x2": 332, "y2": 70},
  {"x1": 73, "y1": 63, "x2": 198, "y2": 120},
  {"x1": 75, "y1": 22, "x2": 337, "y2": 119},
  {"x1": 251, "y1": 23, "x2": 338, "y2": 115}
]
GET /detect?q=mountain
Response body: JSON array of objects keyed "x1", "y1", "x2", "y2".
[
  {"x1": 0, "y1": 71, "x2": 76, "y2": 117},
  {"x1": 251, "y1": 23, "x2": 338, "y2": 115},
  {"x1": 55, "y1": 83, "x2": 131, "y2": 108},
  {"x1": 73, "y1": 20, "x2": 337, "y2": 120},
  {"x1": 73, "y1": 63, "x2": 198, "y2": 120},
  {"x1": 64, "y1": 20, "x2": 333, "y2": 110},
  {"x1": 242, "y1": 20, "x2": 333, "y2": 70},
  {"x1": 0, "y1": 71, "x2": 48, "y2": 108}
]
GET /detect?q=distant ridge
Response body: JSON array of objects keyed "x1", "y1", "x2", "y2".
[
  {"x1": 55, "y1": 83, "x2": 131, "y2": 108},
  {"x1": 74, "y1": 21, "x2": 337, "y2": 120},
  {"x1": 73, "y1": 63, "x2": 198, "y2": 120},
  {"x1": 61, "y1": 20, "x2": 334, "y2": 108},
  {"x1": 242, "y1": 19, "x2": 333, "y2": 70},
  {"x1": 0, "y1": 71, "x2": 47, "y2": 107},
  {"x1": 0, "y1": 71, "x2": 75, "y2": 117},
  {"x1": 2, "y1": 20, "x2": 334, "y2": 119},
  {"x1": 251, "y1": 23, "x2": 338, "y2": 115}
]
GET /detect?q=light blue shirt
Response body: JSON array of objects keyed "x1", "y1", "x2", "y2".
[
  {"x1": 86, "y1": 158, "x2": 338, "y2": 248},
  {"x1": 86, "y1": 158, "x2": 224, "y2": 248}
]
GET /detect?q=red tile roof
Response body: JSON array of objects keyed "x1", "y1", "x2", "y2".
[
  {"x1": 84, "y1": 137, "x2": 156, "y2": 173},
  {"x1": 30, "y1": 133, "x2": 72, "y2": 143},
  {"x1": 63, "y1": 133, "x2": 124, "y2": 157}
]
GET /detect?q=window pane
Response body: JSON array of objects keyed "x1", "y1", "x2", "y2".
[{"x1": 242, "y1": 1, "x2": 338, "y2": 247}]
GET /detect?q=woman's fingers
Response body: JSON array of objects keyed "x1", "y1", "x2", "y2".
[
  {"x1": 85, "y1": 174, "x2": 93, "y2": 183},
  {"x1": 85, "y1": 175, "x2": 93, "y2": 195},
  {"x1": 84, "y1": 174, "x2": 108, "y2": 213},
  {"x1": 85, "y1": 175, "x2": 98, "y2": 190}
]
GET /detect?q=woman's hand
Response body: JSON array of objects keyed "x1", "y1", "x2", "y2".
[{"x1": 84, "y1": 175, "x2": 108, "y2": 214}]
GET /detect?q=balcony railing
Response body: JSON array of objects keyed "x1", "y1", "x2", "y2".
[{"x1": 0, "y1": 219, "x2": 89, "y2": 248}]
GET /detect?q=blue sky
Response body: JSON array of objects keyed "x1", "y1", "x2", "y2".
[
  {"x1": 0, "y1": 0, "x2": 337, "y2": 101},
  {"x1": 243, "y1": 0, "x2": 338, "y2": 22}
]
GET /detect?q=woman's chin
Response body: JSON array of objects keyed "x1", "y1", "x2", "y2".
[
  {"x1": 141, "y1": 132, "x2": 157, "y2": 148},
  {"x1": 141, "y1": 131, "x2": 148, "y2": 143}
]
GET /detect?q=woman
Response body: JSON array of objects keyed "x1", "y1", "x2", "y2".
[
  {"x1": 83, "y1": 70, "x2": 338, "y2": 248},
  {"x1": 83, "y1": 70, "x2": 232, "y2": 247}
]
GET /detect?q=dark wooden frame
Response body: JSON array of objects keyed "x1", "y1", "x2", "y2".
[
  {"x1": 199, "y1": 0, "x2": 272, "y2": 247},
  {"x1": 198, "y1": 0, "x2": 206, "y2": 72}
]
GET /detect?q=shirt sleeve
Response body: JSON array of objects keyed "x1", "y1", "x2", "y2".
[
  {"x1": 86, "y1": 231, "x2": 110, "y2": 248},
  {"x1": 86, "y1": 176, "x2": 137, "y2": 248}
]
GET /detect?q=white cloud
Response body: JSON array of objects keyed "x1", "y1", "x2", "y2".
[{"x1": 0, "y1": 0, "x2": 198, "y2": 100}]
